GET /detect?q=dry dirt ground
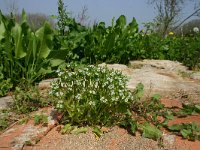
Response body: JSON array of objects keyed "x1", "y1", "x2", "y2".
[{"x1": 0, "y1": 60, "x2": 200, "y2": 150}]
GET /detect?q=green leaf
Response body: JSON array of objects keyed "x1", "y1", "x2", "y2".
[
  {"x1": 93, "y1": 127, "x2": 103, "y2": 137},
  {"x1": 71, "y1": 127, "x2": 88, "y2": 134},
  {"x1": 35, "y1": 22, "x2": 53, "y2": 59},
  {"x1": 194, "y1": 105, "x2": 200, "y2": 113},
  {"x1": 127, "y1": 17, "x2": 138, "y2": 34},
  {"x1": 181, "y1": 129, "x2": 191, "y2": 139},
  {"x1": 134, "y1": 83, "x2": 144, "y2": 99},
  {"x1": 152, "y1": 94, "x2": 161, "y2": 102},
  {"x1": 50, "y1": 59, "x2": 65, "y2": 67},
  {"x1": 21, "y1": 9, "x2": 27, "y2": 23},
  {"x1": 141, "y1": 122, "x2": 162, "y2": 140},
  {"x1": 0, "y1": 21, "x2": 5, "y2": 41},
  {"x1": 164, "y1": 111, "x2": 174, "y2": 120},
  {"x1": 116, "y1": 15, "x2": 126, "y2": 29},
  {"x1": 168, "y1": 124, "x2": 183, "y2": 131},
  {"x1": 130, "y1": 121, "x2": 137, "y2": 134},
  {"x1": 61, "y1": 124, "x2": 74, "y2": 134},
  {"x1": 12, "y1": 24, "x2": 26, "y2": 58}
]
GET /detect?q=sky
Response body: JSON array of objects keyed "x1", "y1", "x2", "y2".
[{"x1": 0, "y1": 0, "x2": 197, "y2": 28}]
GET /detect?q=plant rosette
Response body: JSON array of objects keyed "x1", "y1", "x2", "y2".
[{"x1": 50, "y1": 65, "x2": 135, "y2": 126}]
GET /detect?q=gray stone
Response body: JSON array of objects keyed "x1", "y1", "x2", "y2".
[
  {"x1": 100, "y1": 60, "x2": 200, "y2": 100},
  {"x1": 0, "y1": 96, "x2": 13, "y2": 110},
  {"x1": 190, "y1": 72, "x2": 200, "y2": 80},
  {"x1": 38, "y1": 79, "x2": 56, "y2": 90}
]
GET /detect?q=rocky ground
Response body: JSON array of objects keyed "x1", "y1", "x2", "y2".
[{"x1": 0, "y1": 60, "x2": 200, "y2": 150}]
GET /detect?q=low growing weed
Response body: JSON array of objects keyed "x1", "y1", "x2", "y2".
[
  {"x1": 131, "y1": 88, "x2": 200, "y2": 141},
  {"x1": 50, "y1": 65, "x2": 135, "y2": 126},
  {"x1": 33, "y1": 113, "x2": 48, "y2": 126},
  {"x1": 12, "y1": 86, "x2": 50, "y2": 114}
]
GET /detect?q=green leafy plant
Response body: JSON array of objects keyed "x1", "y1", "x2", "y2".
[
  {"x1": 61, "y1": 123, "x2": 88, "y2": 134},
  {"x1": 82, "y1": 15, "x2": 139, "y2": 64},
  {"x1": 50, "y1": 65, "x2": 135, "y2": 126},
  {"x1": 169, "y1": 122, "x2": 200, "y2": 140},
  {"x1": 0, "y1": 10, "x2": 68, "y2": 86},
  {"x1": 175, "y1": 104, "x2": 200, "y2": 117},
  {"x1": 33, "y1": 113, "x2": 48, "y2": 125},
  {"x1": 140, "y1": 122, "x2": 162, "y2": 140},
  {"x1": 12, "y1": 86, "x2": 49, "y2": 114}
]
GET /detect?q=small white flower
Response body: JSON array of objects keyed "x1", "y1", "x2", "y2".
[
  {"x1": 100, "y1": 97, "x2": 108, "y2": 103},
  {"x1": 75, "y1": 94, "x2": 82, "y2": 100},
  {"x1": 111, "y1": 97, "x2": 116, "y2": 102},
  {"x1": 58, "y1": 71, "x2": 64, "y2": 77},
  {"x1": 88, "y1": 101, "x2": 95, "y2": 106},
  {"x1": 55, "y1": 91, "x2": 64, "y2": 97},
  {"x1": 56, "y1": 100, "x2": 64, "y2": 109},
  {"x1": 124, "y1": 98, "x2": 129, "y2": 103},
  {"x1": 108, "y1": 85, "x2": 114, "y2": 90},
  {"x1": 111, "y1": 91, "x2": 115, "y2": 96},
  {"x1": 193, "y1": 27, "x2": 199, "y2": 33},
  {"x1": 56, "y1": 69, "x2": 60, "y2": 73}
]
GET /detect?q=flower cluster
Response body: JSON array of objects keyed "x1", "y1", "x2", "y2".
[{"x1": 50, "y1": 65, "x2": 135, "y2": 126}]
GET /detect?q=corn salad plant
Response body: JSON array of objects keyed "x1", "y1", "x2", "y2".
[{"x1": 50, "y1": 65, "x2": 135, "y2": 126}]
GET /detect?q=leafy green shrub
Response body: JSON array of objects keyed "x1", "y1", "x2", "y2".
[
  {"x1": 0, "y1": 10, "x2": 67, "y2": 86},
  {"x1": 12, "y1": 86, "x2": 49, "y2": 114},
  {"x1": 50, "y1": 65, "x2": 135, "y2": 126},
  {"x1": 83, "y1": 15, "x2": 139, "y2": 64}
]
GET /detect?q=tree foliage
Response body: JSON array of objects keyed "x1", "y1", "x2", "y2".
[
  {"x1": 148, "y1": 0, "x2": 184, "y2": 35},
  {"x1": 148, "y1": 0, "x2": 200, "y2": 35}
]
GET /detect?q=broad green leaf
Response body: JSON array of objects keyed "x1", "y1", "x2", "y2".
[
  {"x1": 21, "y1": 9, "x2": 27, "y2": 23},
  {"x1": 127, "y1": 17, "x2": 138, "y2": 33},
  {"x1": 104, "y1": 31, "x2": 115, "y2": 53},
  {"x1": 37, "y1": 68, "x2": 53, "y2": 75},
  {"x1": 35, "y1": 22, "x2": 53, "y2": 59},
  {"x1": 50, "y1": 59, "x2": 65, "y2": 67},
  {"x1": 141, "y1": 123, "x2": 162, "y2": 140},
  {"x1": 116, "y1": 15, "x2": 126, "y2": 29},
  {"x1": 0, "y1": 22, "x2": 5, "y2": 41},
  {"x1": 48, "y1": 50, "x2": 69, "y2": 60},
  {"x1": 12, "y1": 24, "x2": 26, "y2": 58}
]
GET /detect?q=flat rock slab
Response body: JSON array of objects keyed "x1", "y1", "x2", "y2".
[
  {"x1": 100, "y1": 60, "x2": 200, "y2": 101},
  {"x1": 0, "y1": 96, "x2": 13, "y2": 110}
]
